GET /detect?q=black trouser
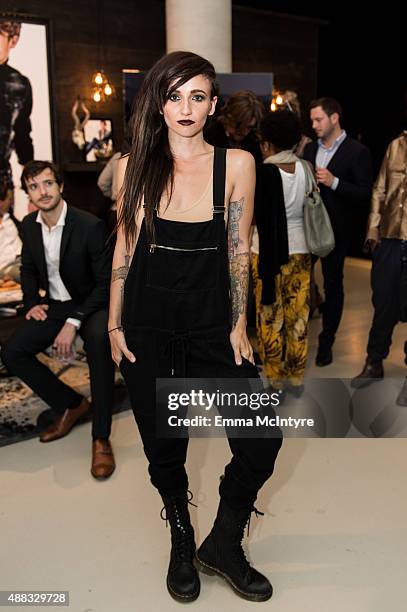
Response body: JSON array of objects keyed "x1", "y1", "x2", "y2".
[
  {"x1": 367, "y1": 239, "x2": 407, "y2": 364},
  {"x1": 121, "y1": 328, "x2": 282, "y2": 510},
  {"x1": 319, "y1": 238, "x2": 350, "y2": 350},
  {"x1": 1, "y1": 301, "x2": 115, "y2": 438}
]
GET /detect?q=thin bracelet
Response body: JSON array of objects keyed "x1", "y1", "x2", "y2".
[{"x1": 108, "y1": 325, "x2": 123, "y2": 334}]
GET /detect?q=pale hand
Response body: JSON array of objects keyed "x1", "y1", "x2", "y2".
[
  {"x1": 25, "y1": 304, "x2": 49, "y2": 321},
  {"x1": 316, "y1": 167, "x2": 335, "y2": 187},
  {"x1": 230, "y1": 324, "x2": 255, "y2": 366},
  {"x1": 109, "y1": 329, "x2": 136, "y2": 367},
  {"x1": 53, "y1": 322, "x2": 77, "y2": 360}
]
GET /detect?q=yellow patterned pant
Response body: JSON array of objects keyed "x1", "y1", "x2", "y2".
[{"x1": 251, "y1": 253, "x2": 311, "y2": 387}]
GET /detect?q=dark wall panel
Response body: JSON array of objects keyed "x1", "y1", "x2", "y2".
[
  {"x1": 233, "y1": 7, "x2": 320, "y2": 115},
  {"x1": 2, "y1": 0, "x2": 166, "y2": 164}
]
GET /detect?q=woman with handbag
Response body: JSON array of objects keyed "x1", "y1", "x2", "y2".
[{"x1": 252, "y1": 110, "x2": 314, "y2": 394}]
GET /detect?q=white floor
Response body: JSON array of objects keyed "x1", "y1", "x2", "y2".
[{"x1": 1, "y1": 258, "x2": 407, "y2": 612}]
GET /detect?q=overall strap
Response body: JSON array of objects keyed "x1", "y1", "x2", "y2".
[{"x1": 212, "y1": 147, "x2": 227, "y2": 217}]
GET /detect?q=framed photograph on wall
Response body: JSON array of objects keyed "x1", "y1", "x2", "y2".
[
  {"x1": 0, "y1": 14, "x2": 58, "y2": 219},
  {"x1": 83, "y1": 118, "x2": 113, "y2": 162}
]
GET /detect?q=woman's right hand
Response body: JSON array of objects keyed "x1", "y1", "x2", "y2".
[{"x1": 109, "y1": 329, "x2": 136, "y2": 367}]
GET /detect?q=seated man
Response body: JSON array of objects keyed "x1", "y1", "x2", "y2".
[{"x1": 1, "y1": 160, "x2": 116, "y2": 479}]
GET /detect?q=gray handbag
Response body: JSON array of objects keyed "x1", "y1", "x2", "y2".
[{"x1": 300, "y1": 160, "x2": 335, "y2": 258}]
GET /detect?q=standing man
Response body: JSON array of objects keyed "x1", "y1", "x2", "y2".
[
  {"x1": 1, "y1": 161, "x2": 116, "y2": 479},
  {"x1": 352, "y1": 132, "x2": 407, "y2": 403},
  {"x1": 0, "y1": 20, "x2": 33, "y2": 213},
  {"x1": 303, "y1": 98, "x2": 373, "y2": 366}
]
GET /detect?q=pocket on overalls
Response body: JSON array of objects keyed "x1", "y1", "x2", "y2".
[{"x1": 146, "y1": 241, "x2": 218, "y2": 292}]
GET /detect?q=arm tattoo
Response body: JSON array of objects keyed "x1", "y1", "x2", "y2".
[
  {"x1": 111, "y1": 255, "x2": 130, "y2": 283},
  {"x1": 229, "y1": 252, "x2": 250, "y2": 327},
  {"x1": 228, "y1": 197, "x2": 248, "y2": 327},
  {"x1": 228, "y1": 197, "x2": 244, "y2": 256}
]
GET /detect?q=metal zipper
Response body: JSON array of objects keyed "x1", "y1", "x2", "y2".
[{"x1": 149, "y1": 244, "x2": 217, "y2": 253}]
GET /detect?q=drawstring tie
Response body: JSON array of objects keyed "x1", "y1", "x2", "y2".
[{"x1": 162, "y1": 331, "x2": 191, "y2": 377}]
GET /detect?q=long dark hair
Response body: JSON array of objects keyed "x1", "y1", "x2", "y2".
[{"x1": 118, "y1": 51, "x2": 218, "y2": 248}]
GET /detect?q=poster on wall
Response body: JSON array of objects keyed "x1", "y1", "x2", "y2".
[
  {"x1": 0, "y1": 16, "x2": 56, "y2": 220},
  {"x1": 84, "y1": 119, "x2": 113, "y2": 162}
]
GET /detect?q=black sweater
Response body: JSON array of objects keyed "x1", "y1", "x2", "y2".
[{"x1": 254, "y1": 163, "x2": 289, "y2": 305}]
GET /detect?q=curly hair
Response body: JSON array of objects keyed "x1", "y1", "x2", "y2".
[{"x1": 259, "y1": 110, "x2": 302, "y2": 151}]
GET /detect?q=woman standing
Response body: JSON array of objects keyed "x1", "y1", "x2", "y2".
[
  {"x1": 108, "y1": 52, "x2": 282, "y2": 603},
  {"x1": 252, "y1": 110, "x2": 312, "y2": 394}
]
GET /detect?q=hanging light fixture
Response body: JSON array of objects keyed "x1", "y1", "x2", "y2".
[
  {"x1": 91, "y1": 0, "x2": 115, "y2": 103},
  {"x1": 270, "y1": 89, "x2": 284, "y2": 112}
]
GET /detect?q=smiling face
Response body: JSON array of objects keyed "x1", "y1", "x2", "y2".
[
  {"x1": 162, "y1": 74, "x2": 217, "y2": 139},
  {"x1": 24, "y1": 168, "x2": 64, "y2": 212}
]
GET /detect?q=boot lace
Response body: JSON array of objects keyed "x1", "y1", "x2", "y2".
[
  {"x1": 160, "y1": 490, "x2": 197, "y2": 561},
  {"x1": 230, "y1": 506, "x2": 264, "y2": 576}
]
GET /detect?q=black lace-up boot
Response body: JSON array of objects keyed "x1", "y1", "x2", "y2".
[
  {"x1": 196, "y1": 498, "x2": 272, "y2": 601},
  {"x1": 160, "y1": 491, "x2": 200, "y2": 602}
]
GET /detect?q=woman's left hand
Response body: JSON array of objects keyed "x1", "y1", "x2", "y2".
[{"x1": 230, "y1": 324, "x2": 255, "y2": 366}]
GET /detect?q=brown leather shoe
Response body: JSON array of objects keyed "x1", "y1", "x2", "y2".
[
  {"x1": 351, "y1": 359, "x2": 384, "y2": 389},
  {"x1": 91, "y1": 438, "x2": 115, "y2": 479},
  {"x1": 39, "y1": 398, "x2": 91, "y2": 442}
]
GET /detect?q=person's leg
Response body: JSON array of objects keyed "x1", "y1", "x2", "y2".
[
  {"x1": 121, "y1": 329, "x2": 198, "y2": 601},
  {"x1": 253, "y1": 260, "x2": 285, "y2": 387},
  {"x1": 80, "y1": 309, "x2": 115, "y2": 439},
  {"x1": 80, "y1": 309, "x2": 116, "y2": 478},
  {"x1": 351, "y1": 240, "x2": 401, "y2": 388},
  {"x1": 251, "y1": 254, "x2": 266, "y2": 364},
  {"x1": 367, "y1": 240, "x2": 401, "y2": 362},
  {"x1": 189, "y1": 334, "x2": 282, "y2": 601},
  {"x1": 1, "y1": 313, "x2": 82, "y2": 411},
  {"x1": 319, "y1": 239, "x2": 348, "y2": 352},
  {"x1": 283, "y1": 254, "x2": 311, "y2": 386}
]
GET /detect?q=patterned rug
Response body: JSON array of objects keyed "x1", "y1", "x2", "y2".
[{"x1": 0, "y1": 351, "x2": 130, "y2": 447}]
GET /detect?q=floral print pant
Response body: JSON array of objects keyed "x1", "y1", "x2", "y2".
[{"x1": 252, "y1": 253, "x2": 311, "y2": 387}]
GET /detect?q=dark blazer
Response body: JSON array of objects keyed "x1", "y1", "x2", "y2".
[
  {"x1": 254, "y1": 164, "x2": 289, "y2": 305},
  {"x1": 303, "y1": 136, "x2": 373, "y2": 243},
  {"x1": 20, "y1": 205, "x2": 111, "y2": 321}
]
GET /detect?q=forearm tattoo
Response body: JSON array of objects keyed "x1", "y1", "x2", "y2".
[
  {"x1": 229, "y1": 252, "x2": 250, "y2": 327},
  {"x1": 111, "y1": 255, "x2": 130, "y2": 283},
  {"x1": 228, "y1": 197, "x2": 248, "y2": 327},
  {"x1": 111, "y1": 254, "x2": 130, "y2": 302},
  {"x1": 228, "y1": 197, "x2": 244, "y2": 256}
]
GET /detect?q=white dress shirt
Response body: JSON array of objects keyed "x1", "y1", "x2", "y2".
[
  {"x1": 316, "y1": 130, "x2": 347, "y2": 191},
  {"x1": 36, "y1": 201, "x2": 81, "y2": 329},
  {"x1": 0, "y1": 213, "x2": 22, "y2": 272}
]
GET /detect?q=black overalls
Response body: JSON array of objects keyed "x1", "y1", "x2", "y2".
[{"x1": 120, "y1": 148, "x2": 282, "y2": 509}]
